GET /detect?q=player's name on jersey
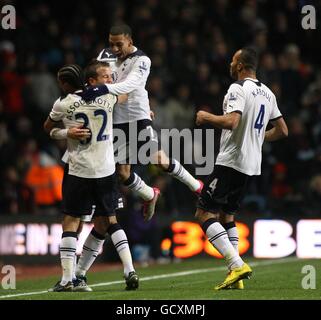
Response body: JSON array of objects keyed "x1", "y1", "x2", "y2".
[
  {"x1": 66, "y1": 96, "x2": 113, "y2": 120},
  {"x1": 251, "y1": 88, "x2": 272, "y2": 102}
]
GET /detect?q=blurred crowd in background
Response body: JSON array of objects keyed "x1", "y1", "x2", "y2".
[{"x1": 0, "y1": 0, "x2": 321, "y2": 225}]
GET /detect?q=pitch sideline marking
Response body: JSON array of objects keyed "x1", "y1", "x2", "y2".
[{"x1": 0, "y1": 257, "x2": 297, "y2": 299}]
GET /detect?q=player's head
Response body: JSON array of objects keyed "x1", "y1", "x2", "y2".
[
  {"x1": 109, "y1": 24, "x2": 133, "y2": 61},
  {"x1": 84, "y1": 60, "x2": 113, "y2": 86},
  {"x1": 230, "y1": 47, "x2": 258, "y2": 80},
  {"x1": 57, "y1": 64, "x2": 84, "y2": 94}
]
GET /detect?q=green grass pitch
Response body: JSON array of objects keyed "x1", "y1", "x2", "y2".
[{"x1": 0, "y1": 258, "x2": 320, "y2": 300}]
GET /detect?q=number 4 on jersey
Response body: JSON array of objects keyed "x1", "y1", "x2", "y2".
[{"x1": 254, "y1": 104, "x2": 265, "y2": 134}]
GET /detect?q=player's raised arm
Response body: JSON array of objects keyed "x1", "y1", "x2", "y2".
[{"x1": 265, "y1": 117, "x2": 288, "y2": 142}]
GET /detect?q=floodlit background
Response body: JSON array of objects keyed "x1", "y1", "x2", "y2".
[{"x1": 0, "y1": 0, "x2": 321, "y2": 266}]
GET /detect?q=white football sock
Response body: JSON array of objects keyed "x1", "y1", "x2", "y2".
[
  {"x1": 167, "y1": 159, "x2": 201, "y2": 192},
  {"x1": 60, "y1": 233, "x2": 77, "y2": 285},
  {"x1": 72, "y1": 254, "x2": 77, "y2": 280},
  {"x1": 76, "y1": 230, "x2": 105, "y2": 277},
  {"x1": 204, "y1": 220, "x2": 243, "y2": 270},
  {"x1": 125, "y1": 172, "x2": 154, "y2": 201},
  {"x1": 109, "y1": 224, "x2": 135, "y2": 277},
  {"x1": 225, "y1": 223, "x2": 239, "y2": 253}
]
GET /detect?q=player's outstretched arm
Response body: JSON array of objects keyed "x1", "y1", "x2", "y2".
[
  {"x1": 265, "y1": 117, "x2": 288, "y2": 142},
  {"x1": 196, "y1": 110, "x2": 241, "y2": 130}
]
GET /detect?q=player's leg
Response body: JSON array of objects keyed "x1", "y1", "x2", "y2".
[
  {"x1": 195, "y1": 208, "x2": 251, "y2": 290},
  {"x1": 117, "y1": 163, "x2": 155, "y2": 201},
  {"x1": 221, "y1": 214, "x2": 244, "y2": 289},
  {"x1": 76, "y1": 215, "x2": 138, "y2": 290},
  {"x1": 114, "y1": 121, "x2": 160, "y2": 221},
  {"x1": 73, "y1": 217, "x2": 104, "y2": 292},
  {"x1": 220, "y1": 173, "x2": 249, "y2": 289},
  {"x1": 73, "y1": 205, "x2": 96, "y2": 283},
  {"x1": 153, "y1": 149, "x2": 203, "y2": 195},
  {"x1": 76, "y1": 173, "x2": 138, "y2": 290},
  {"x1": 49, "y1": 214, "x2": 80, "y2": 292},
  {"x1": 196, "y1": 166, "x2": 252, "y2": 290},
  {"x1": 105, "y1": 218, "x2": 139, "y2": 290},
  {"x1": 195, "y1": 209, "x2": 244, "y2": 271},
  {"x1": 49, "y1": 173, "x2": 93, "y2": 292}
]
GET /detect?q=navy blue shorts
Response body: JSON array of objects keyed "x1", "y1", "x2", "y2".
[
  {"x1": 62, "y1": 165, "x2": 120, "y2": 217},
  {"x1": 197, "y1": 165, "x2": 249, "y2": 215}
]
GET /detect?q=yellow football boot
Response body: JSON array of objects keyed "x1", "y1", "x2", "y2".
[
  {"x1": 228, "y1": 280, "x2": 244, "y2": 290},
  {"x1": 214, "y1": 263, "x2": 252, "y2": 290}
]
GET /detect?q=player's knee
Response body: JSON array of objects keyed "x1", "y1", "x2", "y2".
[
  {"x1": 94, "y1": 217, "x2": 109, "y2": 235},
  {"x1": 117, "y1": 165, "x2": 130, "y2": 182},
  {"x1": 108, "y1": 215, "x2": 117, "y2": 225},
  {"x1": 195, "y1": 209, "x2": 219, "y2": 224},
  {"x1": 221, "y1": 213, "x2": 235, "y2": 224},
  {"x1": 62, "y1": 214, "x2": 80, "y2": 232}
]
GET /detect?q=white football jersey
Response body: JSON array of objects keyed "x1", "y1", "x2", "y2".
[
  {"x1": 97, "y1": 46, "x2": 151, "y2": 124},
  {"x1": 49, "y1": 92, "x2": 118, "y2": 178},
  {"x1": 216, "y1": 78, "x2": 282, "y2": 176}
]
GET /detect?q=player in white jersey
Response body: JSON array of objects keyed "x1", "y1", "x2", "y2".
[
  {"x1": 83, "y1": 24, "x2": 203, "y2": 221},
  {"x1": 195, "y1": 47, "x2": 288, "y2": 290},
  {"x1": 44, "y1": 64, "x2": 138, "y2": 292}
]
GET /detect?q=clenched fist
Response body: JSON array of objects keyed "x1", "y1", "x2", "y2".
[{"x1": 196, "y1": 110, "x2": 211, "y2": 126}]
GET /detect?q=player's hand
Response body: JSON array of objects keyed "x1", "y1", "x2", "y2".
[
  {"x1": 196, "y1": 111, "x2": 210, "y2": 126},
  {"x1": 150, "y1": 110, "x2": 155, "y2": 120},
  {"x1": 80, "y1": 85, "x2": 109, "y2": 102},
  {"x1": 67, "y1": 126, "x2": 91, "y2": 140}
]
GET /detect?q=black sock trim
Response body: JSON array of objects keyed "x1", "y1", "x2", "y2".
[
  {"x1": 114, "y1": 240, "x2": 128, "y2": 249},
  {"x1": 223, "y1": 222, "x2": 236, "y2": 230},
  {"x1": 62, "y1": 231, "x2": 78, "y2": 238},
  {"x1": 201, "y1": 218, "x2": 218, "y2": 233},
  {"x1": 123, "y1": 172, "x2": 135, "y2": 186},
  {"x1": 107, "y1": 223, "x2": 122, "y2": 236},
  {"x1": 91, "y1": 228, "x2": 106, "y2": 240},
  {"x1": 209, "y1": 231, "x2": 227, "y2": 242},
  {"x1": 166, "y1": 158, "x2": 176, "y2": 173}
]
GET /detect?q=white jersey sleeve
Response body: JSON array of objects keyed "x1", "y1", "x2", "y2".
[
  {"x1": 225, "y1": 83, "x2": 246, "y2": 114},
  {"x1": 49, "y1": 98, "x2": 65, "y2": 122},
  {"x1": 106, "y1": 56, "x2": 151, "y2": 95},
  {"x1": 269, "y1": 95, "x2": 282, "y2": 121}
]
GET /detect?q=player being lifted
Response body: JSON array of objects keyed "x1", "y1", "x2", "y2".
[
  {"x1": 44, "y1": 64, "x2": 137, "y2": 292},
  {"x1": 82, "y1": 24, "x2": 203, "y2": 221},
  {"x1": 195, "y1": 47, "x2": 288, "y2": 290}
]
